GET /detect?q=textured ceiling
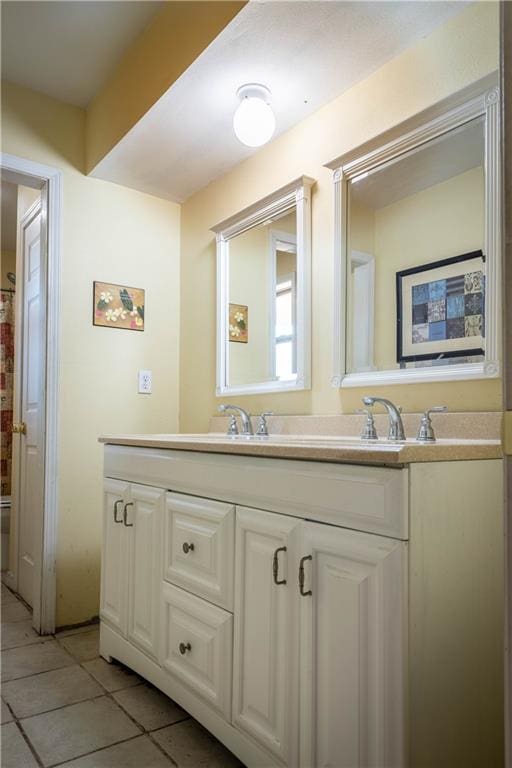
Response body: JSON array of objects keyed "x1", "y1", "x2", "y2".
[{"x1": 91, "y1": 1, "x2": 469, "y2": 202}]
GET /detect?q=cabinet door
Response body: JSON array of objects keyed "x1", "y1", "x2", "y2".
[
  {"x1": 300, "y1": 522, "x2": 407, "y2": 768},
  {"x1": 126, "y1": 483, "x2": 165, "y2": 659},
  {"x1": 232, "y1": 506, "x2": 301, "y2": 766},
  {"x1": 100, "y1": 479, "x2": 129, "y2": 634}
]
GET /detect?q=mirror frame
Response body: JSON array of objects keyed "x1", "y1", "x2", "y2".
[
  {"x1": 212, "y1": 176, "x2": 315, "y2": 396},
  {"x1": 326, "y1": 77, "x2": 501, "y2": 388}
]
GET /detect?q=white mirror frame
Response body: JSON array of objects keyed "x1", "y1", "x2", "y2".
[
  {"x1": 327, "y1": 79, "x2": 501, "y2": 388},
  {"x1": 212, "y1": 176, "x2": 315, "y2": 396}
]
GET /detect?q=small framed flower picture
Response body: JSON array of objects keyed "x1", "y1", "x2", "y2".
[
  {"x1": 93, "y1": 282, "x2": 145, "y2": 331},
  {"x1": 229, "y1": 303, "x2": 248, "y2": 343}
]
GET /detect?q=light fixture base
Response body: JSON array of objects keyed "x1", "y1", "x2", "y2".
[{"x1": 236, "y1": 83, "x2": 271, "y2": 103}]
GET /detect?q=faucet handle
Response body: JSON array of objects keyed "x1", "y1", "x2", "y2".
[
  {"x1": 356, "y1": 408, "x2": 378, "y2": 441},
  {"x1": 227, "y1": 414, "x2": 239, "y2": 435},
  {"x1": 417, "y1": 406, "x2": 447, "y2": 442},
  {"x1": 256, "y1": 412, "x2": 273, "y2": 436}
]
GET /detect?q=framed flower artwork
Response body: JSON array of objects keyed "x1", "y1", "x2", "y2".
[
  {"x1": 93, "y1": 282, "x2": 145, "y2": 331},
  {"x1": 396, "y1": 250, "x2": 485, "y2": 363},
  {"x1": 228, "y1": 303, "x2": 248, "y2": 343}
]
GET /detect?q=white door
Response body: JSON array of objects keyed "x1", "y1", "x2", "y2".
[
  {"x1": 100, "y1": 479, "x2": 129, "y2": 634},
  {"x1": 126, "y1": 484, "x2": 165, "y2": 660},
  {"x1": 300, "y1": 521, "x2": 407, "y2": 768},
  {"x1": 232, "y1": 506, "x2": 301, "y2": 766},
  {"x1": 14, "y1": 199, "x2": 45, "y2": 608}
]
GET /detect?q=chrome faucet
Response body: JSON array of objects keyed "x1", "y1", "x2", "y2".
[
  {"x1": 362, "y1": 396, "x2": 405, "y2": 441},
  {"x1": 218, "y1": 404, "x2": 254, "y2": 435}
]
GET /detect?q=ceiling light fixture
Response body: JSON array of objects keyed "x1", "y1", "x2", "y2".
[{"x1": 233, "y1": 84, "x2": 276, "y2": 148}]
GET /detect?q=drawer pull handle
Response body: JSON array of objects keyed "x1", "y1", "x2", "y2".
[
  {"x1": 113, "y1": 500, "x2": 124, "y2": 524},
  {"x1": 179, "y1": 642, "x2": 192, "y2": 655},
  {"x1": 182, "y1": 542, "x2": 195, "y2": 554},
  {"x1": 123, "y1": 502, "x2": 134, "y2": 527},
  {"x1": 272, "y1": 546, "x2": 287, "y2": 585},
  {"x1": 299, "y1": 555, "x2": 312, "y2": 596}
]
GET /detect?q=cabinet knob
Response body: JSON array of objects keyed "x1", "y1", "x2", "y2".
[
  {"x1": 179, "y1": 641, "x2": 192, "y2": 655},
  {"x1": 182, "y1": 542, "x2": 195, "y2": 554}
]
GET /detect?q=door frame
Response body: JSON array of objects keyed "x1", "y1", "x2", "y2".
[{"x1": 1, "y1": 152, "x2": 62, "y2": 635}]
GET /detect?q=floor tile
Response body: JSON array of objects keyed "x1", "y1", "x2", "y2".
[
  {"x1": 2, "y1": 639, "x2": 75, "y2": 682},
  {"x1": 1, "y1": 722, "x2": 39, "y2": 768},
  {"x1": 113, "y1": 682, "x2": 188, "y2": 731},
  {"x1": 2, "y1": 663, "x2": 103, "y2": 718},
  {"x1": 58, "y1": 735, "x2": 174, "y2": 768},
  {"x1": 82, "y1": 657, "x2": 142, "y2": 692},
  {"x1": 1, "y1": 600, "x2": 32, "y2": 623},
  {"x1": 1, "y1": 698, "x2": 14, "y2": 724},
  {"x1": 57, "y1": 627, "x2": 99, "y2": 661},
  {"x1": 1, "y1": 619, "x2": 46, "y2": 651},
  {"x1": 152, "y1": 718, "x2": 244, "y2": 767},
  {"x1": 21, "y1": 696, "x2": 141, "y2": 767},
  {"x1": 1, "y1": 585, "x2": 20, "y2": 604}
]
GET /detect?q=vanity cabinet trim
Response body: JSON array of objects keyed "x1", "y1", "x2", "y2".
[{"x1": 105, "y1": 445, "x2": 409, "y2": 539}]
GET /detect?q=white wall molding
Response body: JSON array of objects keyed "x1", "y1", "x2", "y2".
[
  {"x1": 327, "y1": 81, "x2": 501, "y2": 389},
  {"x1": 1, "y1": 152, "x2": 62, "y2": 634}
]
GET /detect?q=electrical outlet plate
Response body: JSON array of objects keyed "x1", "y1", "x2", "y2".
[{"x1": 138, "y1": 370, "x2": 152, "y2": 394}]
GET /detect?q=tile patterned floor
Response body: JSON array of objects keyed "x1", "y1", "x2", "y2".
[{"x1": 1, "y1": 585, "x2": 244, "y2": 767}]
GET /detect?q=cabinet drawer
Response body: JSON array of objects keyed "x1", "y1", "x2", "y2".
[
  {"x1": 160, "y1": 582, "x2": 232, "y2": 720},
  {"x1": 164, "y1": 493, "x2": 234, "y2": 610}
]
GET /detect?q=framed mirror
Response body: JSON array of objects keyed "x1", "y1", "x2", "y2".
[
  {"x1": 327, "y1": 80, "x2": 501, "y2": 387},
  {"x1": 212, "y1": 176, "x2": 314, "y2": 395}
]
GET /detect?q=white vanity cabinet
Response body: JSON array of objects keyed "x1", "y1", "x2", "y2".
[
  {"x1": 100, "y1": 479, "x2": 165, "y2": 661},
  {"x1": 100, "y1": 445, "x2": 503, "y2": 768}
]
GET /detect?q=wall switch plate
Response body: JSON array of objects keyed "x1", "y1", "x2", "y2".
[{"x1": 138, "y1": 370, "x2": 152, "y2": 394}]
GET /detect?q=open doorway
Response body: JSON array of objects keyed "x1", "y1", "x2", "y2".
[
  {"x1": 1, "y1": 153, "x2": 62, "y2": 635},
  {"x1": 2, "y1": 179, "x2": 43, "y2": 612}
]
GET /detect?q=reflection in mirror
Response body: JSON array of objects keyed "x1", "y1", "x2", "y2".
[
  {"x1": 228, "y1": 210, "x2": 297, "y2": 387},
  {"x1": 347, "y1": 116, "x2": 485, "y2": 374}
]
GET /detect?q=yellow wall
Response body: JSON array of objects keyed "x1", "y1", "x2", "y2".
[
  {"x1": 371, "y1": 166, "x2": 484, "y2": 370},
  {"x1": 180, "y1": 2, "x2": 501, "y2": 433},
  {"x1": 1, "y1": 81, "x2": 181, "y2": 626},
  {"x1": 86, "y1": 1, "x2": 245, "y2": 172}
]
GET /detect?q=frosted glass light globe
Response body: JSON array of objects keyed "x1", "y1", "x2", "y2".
[{"x1": 233, "y1": 85, "x2": 276, "y2": 148}]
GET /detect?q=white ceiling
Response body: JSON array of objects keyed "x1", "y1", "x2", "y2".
[
  {"x1": 1, "y1": 181, "x2": 18, "y2": 252},
  {"x1": 351, "y1": 116, "x2": 484, "y2": 210},
  {"x1": 1, "y1": 1, "x2": 163, "y2": 107},
  {"x1": 91, "y1": 1, "x2": 469, "y2": 202}
]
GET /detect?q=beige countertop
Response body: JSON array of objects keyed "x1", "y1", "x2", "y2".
[{"x1": 99, "y1": 432, "x2": 502, "y2": 465}]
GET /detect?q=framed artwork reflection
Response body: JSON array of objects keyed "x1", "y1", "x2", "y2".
[
  {"x1": 396, "y1": 250, "x2": 485, "y2": 363},
  {"x1": 229, "y1": 303, "x2": 248, "y2": 343}
]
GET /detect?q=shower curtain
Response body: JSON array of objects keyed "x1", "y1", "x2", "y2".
[{"x1": 0, "y1": 290, "x2": 15, "y2": 497}]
